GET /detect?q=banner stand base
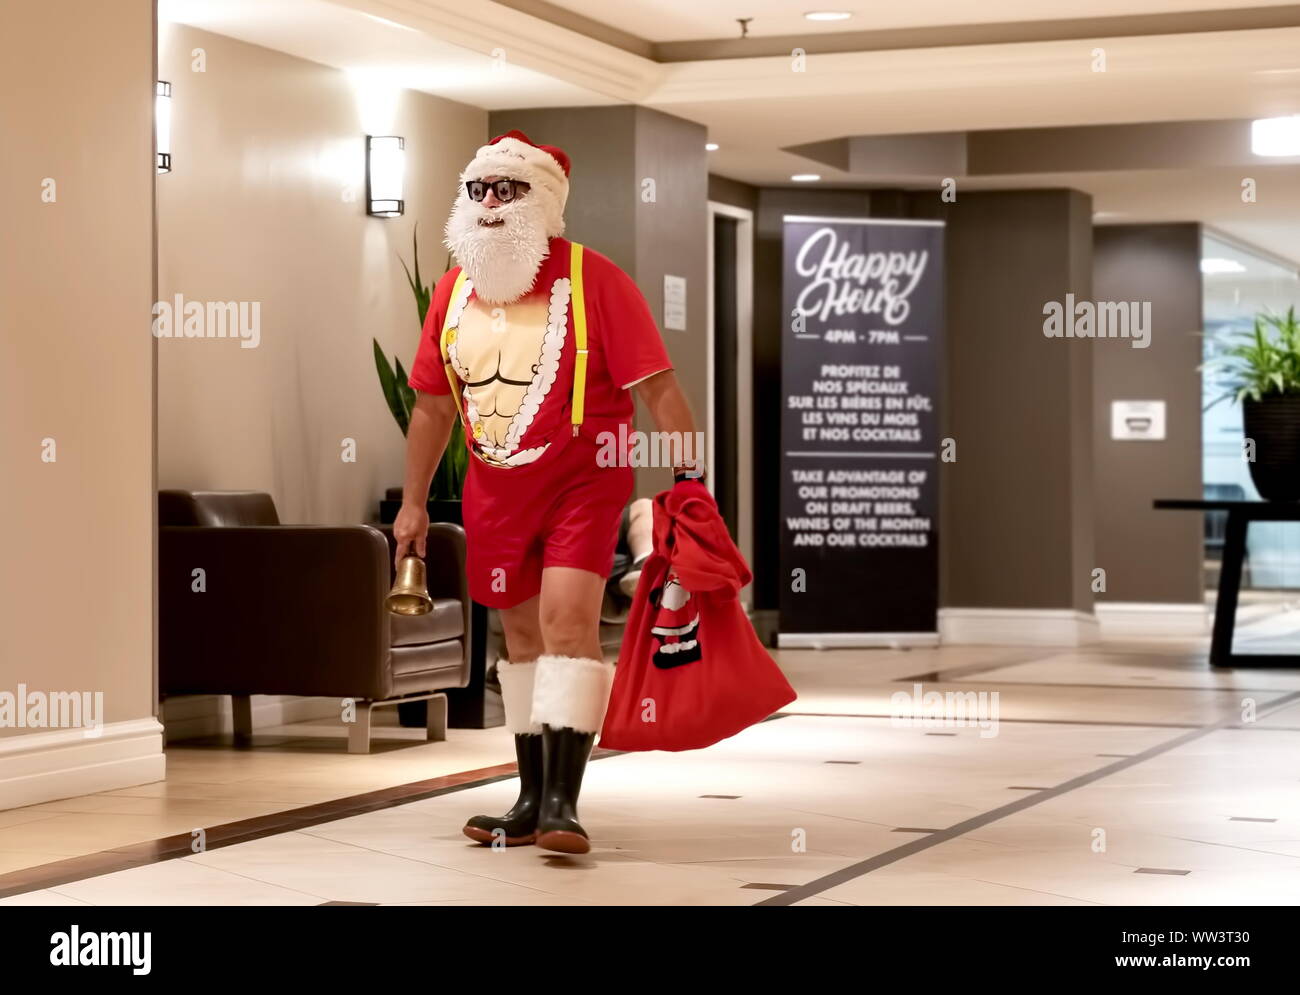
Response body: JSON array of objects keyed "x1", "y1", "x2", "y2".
[{"x1": 776, "y1": 632, "x2": 939, "y2": 649}]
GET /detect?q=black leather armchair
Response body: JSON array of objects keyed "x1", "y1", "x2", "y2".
[{"x1": 158, "y1": 490, "x2": 470, "y2": 753}]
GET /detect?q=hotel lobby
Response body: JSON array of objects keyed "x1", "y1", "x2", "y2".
[{"x1": 3, "y1": 0, "x2": 1300, "y2": 930}]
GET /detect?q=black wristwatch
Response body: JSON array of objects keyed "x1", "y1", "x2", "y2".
[{"x1": 673, "y1": 464, "x2": 706, "y2": 486}]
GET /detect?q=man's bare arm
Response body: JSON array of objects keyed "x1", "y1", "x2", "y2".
[
  {"x1": 393, "y1": 391, "x2": 458, "y2": 562},
  {"x1": 634, "y1": 370, "x2": 702, "y2": 477}
]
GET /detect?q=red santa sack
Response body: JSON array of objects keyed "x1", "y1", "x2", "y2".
[{"x1": 599, "y1": 480, "x2": 797, "y2": 751}]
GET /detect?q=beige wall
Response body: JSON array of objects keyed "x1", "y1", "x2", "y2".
[
  {"x1": 0, "y1": 0, "x2": 157, "y2": 739},
  {"x1": 157, "y1": 25, "x2": 486, "y2": 524}
]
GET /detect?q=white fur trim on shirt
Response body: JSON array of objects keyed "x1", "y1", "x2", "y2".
[
  {"x1": 497, "y1": 659, "x2": 542, "y2": 735},
  {"x1": 531, "y1": 655, "x2": 615, "y2": 734}
]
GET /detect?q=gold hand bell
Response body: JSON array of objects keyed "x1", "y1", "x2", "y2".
[{"x1": 386, "y1": 554, "x2": 433, "y2": 616}]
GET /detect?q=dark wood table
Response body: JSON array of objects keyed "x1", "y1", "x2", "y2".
[{"x1": 1154, "y1": 499, "x2": 1300, "y2": 667}]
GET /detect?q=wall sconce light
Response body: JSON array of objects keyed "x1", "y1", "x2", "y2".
[
  {"x1": 156, "y1": 81, "x2": 172, "y2": 173},
  {"x1": 366, "y1": 135, "x2": 405, "y2": 216}
]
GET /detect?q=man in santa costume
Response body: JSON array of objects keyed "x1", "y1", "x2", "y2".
[{"x1": 396, "y1": 131, "x2": 700, "y2": 854}]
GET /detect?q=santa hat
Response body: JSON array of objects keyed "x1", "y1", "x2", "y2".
[{"x1": 459, "y1": 130, "x2": 570, "y2": 237}]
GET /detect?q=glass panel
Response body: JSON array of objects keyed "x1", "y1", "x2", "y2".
[{"x1": 1201, "y1": 232, "x2": 1300, "y2": 589}]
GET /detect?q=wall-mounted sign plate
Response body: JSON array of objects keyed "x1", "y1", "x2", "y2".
[
  {"x1": 663, "y1": 274, "x2": 687, "y2": 331},
  {"x1": 1111, "y1": 400, "x2": 1167, "y2": 441}
]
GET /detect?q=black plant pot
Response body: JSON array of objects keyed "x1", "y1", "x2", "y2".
[
  {"x1": 378, "y1": 489, "x2": 463, "y2": 526},
  {"x1": 1243, "y1": 395, "x2": 1300, "y2": 501}
]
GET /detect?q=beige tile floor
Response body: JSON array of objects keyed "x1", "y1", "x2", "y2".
[{"x1": 1, "y1": 607, "x2": 1298, "y2": 905}]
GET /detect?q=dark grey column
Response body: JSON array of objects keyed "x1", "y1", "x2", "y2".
[
  {"x1": 1092, "y1": 223, "x2": 1204, "y2": 604},
  {"x1": 934, "y1": 189, "x2": 1096, "y2": 613}
]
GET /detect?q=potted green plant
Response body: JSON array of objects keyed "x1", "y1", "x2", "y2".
[
  {"x1": 373, "y1": 226, "x2": 467, "y2": 523},
  {"x1": 1204, "y1": 306, "x2": 1300, "y2": 501}
]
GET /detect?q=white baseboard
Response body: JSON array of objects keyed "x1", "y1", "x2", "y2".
[
  {"x1": 162, "y1": 694, "x2": 338, "y2": 743},
  {"x1": 1094, "y1": 601, "x2": 1210, "y2": 638},
  {"x1": 939, "y1": 608, "x2": 1101, "y2": 646},
  {"x1": 777, "y1": 632, "x2": 940, "y2": 649},
  {"x1": 0, "y1": 717, "x2": 165, "y2": 812}
]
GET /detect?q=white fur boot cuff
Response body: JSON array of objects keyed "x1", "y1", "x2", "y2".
[
  {"x1": 497, "y1": 660, "x2": 543, "y2": 735},
  {"x1": 531, "y1": 655, "x2": 615, "y2": 734}
]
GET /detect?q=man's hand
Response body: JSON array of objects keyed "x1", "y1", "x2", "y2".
[{"x1": 393, "y1": 502, "x2": 430, "y2": 566}]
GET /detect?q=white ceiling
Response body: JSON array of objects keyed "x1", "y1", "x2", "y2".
[
  {"x1": 160, "y1": 0, "x2": 1300, "y2": 262},
  {"x1": 542, "y1": 0, "x2": 1300, "y2": 42},
  {"x1": 158, "y1": 0, "x2": 621, "y2": 108}
]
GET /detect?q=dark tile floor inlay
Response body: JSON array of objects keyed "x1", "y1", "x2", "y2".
[
  {"x1": 1097, "y1": 753, "x2": 1132, "y2": 758},
  {"x1": 1007, "y1": 786, "x2": 1051, "y2": 791},
  {"x1": 1135, "y1": 868, "x2": 1191, "y2": 876},
  {"x1": 891, "y1": 827, "x2": 941, "y2": 834},
  {"x1": 741, "y1": 883, "x2": 794, "y2": 891},
  {"x1": 1228, "y1": 816, "x2": 1277, "y2": 822},
  {"x1": 824, "y1": 760, "x2": 861, "y2": 765},
  {"x1": 925, "y1": 732, "x2": 957, "y2": 737},
  {"x1": 699, "y1": 794, "x2": 741, "y2": 799}
]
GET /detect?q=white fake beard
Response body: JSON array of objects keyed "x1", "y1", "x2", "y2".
[{"x1": 444, "y1": 193, "x2": 552, "y2": 305}]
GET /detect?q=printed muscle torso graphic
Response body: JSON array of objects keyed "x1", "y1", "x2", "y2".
[{"x1": 445, "y1": 275, "x2": 572, "y2": 468}]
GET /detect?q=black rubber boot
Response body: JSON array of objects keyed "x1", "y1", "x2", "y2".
[
  {"x1": 462, "y1": 733, "x2": 544, "y2": 846},
  {"x1": 536, "y1": 725, "x2": 598, "y2": 854}
]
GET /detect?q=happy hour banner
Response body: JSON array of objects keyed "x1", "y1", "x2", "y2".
[{"x1": 778, "y1": 216, "x2": 945, "y2": 644}]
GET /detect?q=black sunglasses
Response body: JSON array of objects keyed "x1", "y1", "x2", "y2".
[{"x1": 465, "y1": 178, "x2": 530, "y2": 203}]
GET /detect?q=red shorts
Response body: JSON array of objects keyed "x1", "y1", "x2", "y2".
[{"x1": 461, "y1": 433, "x2": 634, "y2": 609}]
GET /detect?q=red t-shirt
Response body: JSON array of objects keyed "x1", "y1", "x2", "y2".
[{"x1": 408, "y1": 237, "x2": 672, "y2": 468}]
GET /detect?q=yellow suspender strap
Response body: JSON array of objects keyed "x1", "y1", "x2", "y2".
[
  {"x1": 439, "y1": 269, "x2": 472, "y2": 435},
  {"x1": 570, "y1": 241, "x2": 588, "y2": 435}
]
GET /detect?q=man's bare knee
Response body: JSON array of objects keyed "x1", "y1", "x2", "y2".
[
  {"x1": 540, "y1": 603, "x2": 598, "y2": 657},
  {"x1": 500, "y1": 601, "x2": 544, "y2": 662}
]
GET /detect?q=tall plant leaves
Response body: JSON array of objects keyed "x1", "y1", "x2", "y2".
[
  {"x1": 393, "y1": 356, "x2": 417, "y2": 424},
  {"x1": 377, "y1": 225, "x2": 467, "y2": 498},
  {"x1": 1202, "y1": 306, "x2": 1300, "y2": 409},
  {"x1": 399, "y1": 223, "x2": 433, "y2": 328},
  {"x1": 372, "y1": 338, "x2": 409, "y2": 434}
]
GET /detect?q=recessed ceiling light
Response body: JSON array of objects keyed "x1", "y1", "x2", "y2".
[
  {"x1": 805, "y1": 11, "x2": 853, "y2": 21},
  {"x1": 1252, "y1": 115, "x2": 1300, "y2": 156},
  {"x1": 791, "y1": 173, "x2": 821, "y2": 182},
  {"x1": 705, "y1": 142, "x2": 719, "y2": 151},
  {"x1": 1201, "y1": 258, "x2": 1247, "y2": 275}
]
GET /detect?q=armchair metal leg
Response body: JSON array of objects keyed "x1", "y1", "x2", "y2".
[
  {"x1": 347, "y1": 704, "x2": 373, "y2": 755},
  {"x1": 426, "y1": 693, "x2": 448, "y2": 743},
  {"x1": 232, "y1": 695, "x2": 253, "y2": 745},
  {"x1": 341, "y1": 694, "x2": 447, "y2": 754}
]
